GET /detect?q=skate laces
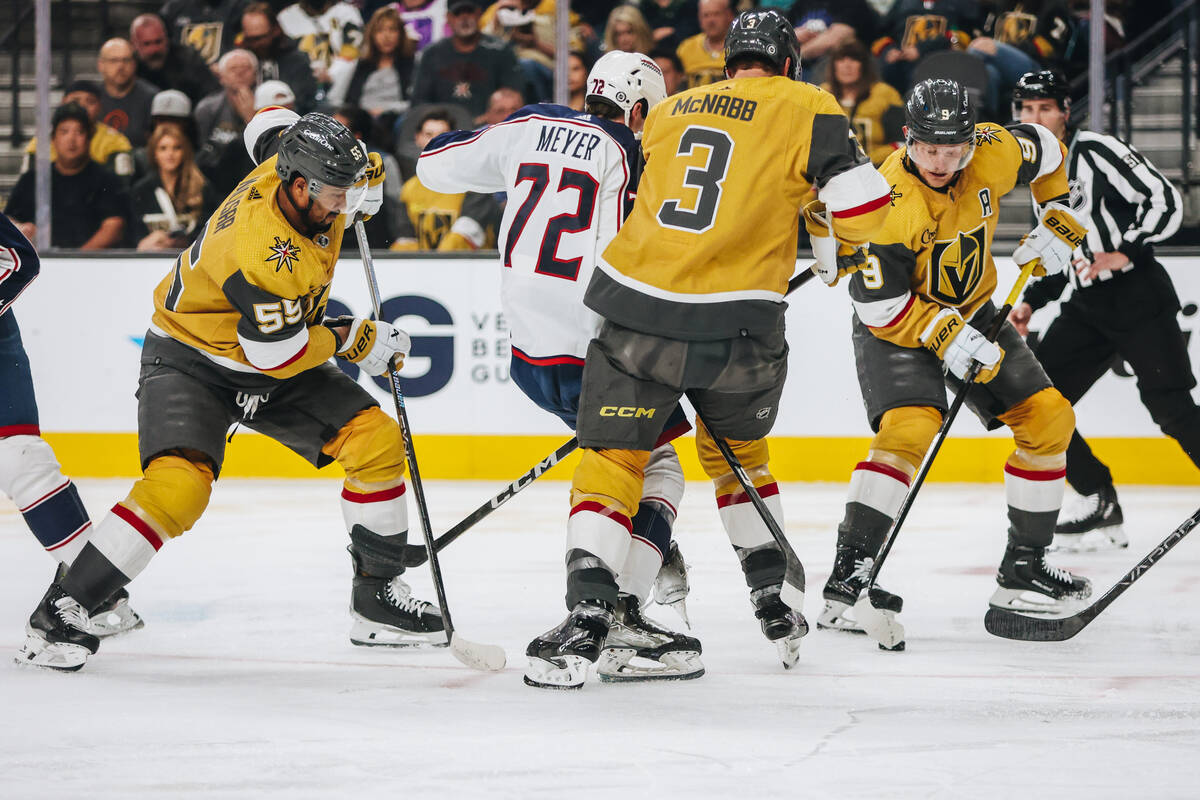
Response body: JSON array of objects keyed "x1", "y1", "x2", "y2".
[
  {"x1": 54, "y1": 596, "x2": 92, "y2": 632},
  {"x1": 1065, "y1": 491, "x2": 1101, "y2": 523},
  {"x1": 385, "y1": 578, "x2": 434, "y2": 617},
  {"x1": 1038, "y1": 555, "x2": 1074, "y2": 585},
  {"x1": 851, "y1": 557, "x2": 875, "y2": 583}
]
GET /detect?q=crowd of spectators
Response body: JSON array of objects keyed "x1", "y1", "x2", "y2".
[{"x1": 4, "y1": 0, "x2": 1121, "y2": 253}]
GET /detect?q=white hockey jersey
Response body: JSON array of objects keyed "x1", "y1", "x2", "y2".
[
  {"x1": 416, "y1": 104, "x2": 639, "y2": 364},
  {"x1": 277, "y1": 1, "x2": 363, "y2": 88}
]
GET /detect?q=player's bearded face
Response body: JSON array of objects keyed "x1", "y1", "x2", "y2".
[{"x1": 908, "y1": 140, "x2": 974, "y2": 187}]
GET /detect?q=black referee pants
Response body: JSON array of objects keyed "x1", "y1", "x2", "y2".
[{"x1": 1034, "y1": 262, "x2": 1200, "y2": 494}]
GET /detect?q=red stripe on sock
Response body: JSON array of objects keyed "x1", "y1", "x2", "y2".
[
  {"x1": 46, "y1": 521, "x2": 91, "y2": 552},
  {"x1": 341, "y1": 483, "x2": 407, "y2": 503},
  {"x1": 630, "y1": 533, "x2": 664, "y2": 559},
  {"x1": 0, "y1": 424, "x2": 40, "y2": 437},
  {"x1": 855, "y1": 460, "x2": 912, "y2": 486},
  {"x1": 111, "y1": 504, "x2": 164, "y2": 551},
  {"x1": 17, "y1": 479, "x2": 70, "y2": 512},
  {"x1": 569, "y1": 500, "x2": 632, "y2": 532},
  {"x1": 716, "y1": 481, "x2": 780, "y2": 509},
  {"x1": 641, "y1": 495, "x2": 678, "y2": 517},
  {"x1": 1004, "y1": 464, "x2": 1067, "y2": 482}
]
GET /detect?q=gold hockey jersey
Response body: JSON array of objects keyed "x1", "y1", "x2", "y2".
[
  {"x1": 151, "y1": 156, "x2": 343, "y2": 379},
  {"x1": 592, "y1": 75, "x2": 891, "y2": 340},
  {"x1": 848, "y1": 122, "x2": 1070, "y2": 348},
  {"x1": 676, "y1": 34, "x2": 726, "y2": 89}
]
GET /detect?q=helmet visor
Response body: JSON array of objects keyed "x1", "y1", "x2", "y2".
[
  {"x1": 308, "y1": 177, "x2": 367, "y2": 216},
  {"x1": 906, "y1": 137, "x2": 975, "y2": 174}
]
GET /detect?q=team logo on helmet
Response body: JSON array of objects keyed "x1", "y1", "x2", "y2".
[
  {"x1": 928, "y1": 224, "x2": 987, "y2": 305},
  {"x1": 266, "y1": 236, "x2": 302, "y2": 273}
]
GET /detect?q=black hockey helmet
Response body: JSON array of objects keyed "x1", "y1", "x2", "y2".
[
  {"x1": 724, "y1": 9, "x2": 802, "y2": 81},
  {"x1": 904, "y1": 78, "x2": 975, "y2": 146},
  {"x1": 1013, "y1": 69, "x2": 1071, "y2": 112},
  {"x1": 275, "y1": 112, "x2": 368, "y2": 213}
]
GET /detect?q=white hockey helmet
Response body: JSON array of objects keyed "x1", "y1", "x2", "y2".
[{"x1": 586, "y1": 50, "x2": 667, "y2": 130}]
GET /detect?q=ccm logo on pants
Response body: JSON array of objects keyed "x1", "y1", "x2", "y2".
[{"x1": 600, "y1": 406, "x2": 657, "y2": 419}]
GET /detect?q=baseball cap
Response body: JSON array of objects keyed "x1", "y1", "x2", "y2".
[
  {"x1": 254, "y1": 80, "x2": 296, "y2": 110},
  {"x1": 150, "y1": 89, "x2": 192, "y2": 118},
  {"x1": 449, "y1": 0, "x2": 482, "y2": 13}
]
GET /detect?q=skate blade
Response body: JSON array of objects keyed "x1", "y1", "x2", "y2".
[
  {"x1": 851, "y1": 594, "x2": 906, "y2": 650},
  {"x1": 523, "y1": 655, "x2": 591, "y2": 690},
  {"x1": 14, "y1": 632, "x2": 90, "y2": 672},
  {"x1": 1051, "y1": 525, "x2": 1129, "y2": 553},
  {"x1": 597, "y1": 647, "x2": 704, "y2": 682},
  {"x1": 816, "y1": 600, "x2": 867, "y2": 635},
  {"x1": 776, "y1": 635, "x2": 803, "y2": 669},
  {"x1": 90, "y1": 602, "x2": 145, "y2": 638},
  {"x1": 988, "y1": 588, "x2": 1084, "y2": 617},
  {"x1": 349, "y1": 617, "x2": 448, "y2": 648}
]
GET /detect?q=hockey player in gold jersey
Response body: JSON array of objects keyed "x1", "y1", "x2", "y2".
[
  {"x1": 16, "y1": 110, "x2": 442, "y2": 671},
  {"x1": 523, "y1": 9, "x2": 892, "y2": 688},
  {"x1": 818, "y1": 79, "x2": 1093, "y2": 647}
]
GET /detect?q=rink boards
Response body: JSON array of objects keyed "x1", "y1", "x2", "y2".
[{"x1": 19, "y1": 254, "x2": 1200, "y2": 483}]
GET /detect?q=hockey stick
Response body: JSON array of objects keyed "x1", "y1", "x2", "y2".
[
  {"x1": 852, "y1": 259, "x2": 1041, "y2": 649},
  {"x1": 984, "y1": 505, "x2": 1200, "y2": 641},
  {"x1": 695, "y1": 413, "x2": 806, "y2": 611},
  {"x1": 398, "y1": 267, "x2": 821, "y2": 568},
  {"x1": 400, "y1": 436, "x2": 580, "y2": 567},
  {"x1": 353, "y1": 221, "x2": 506, "y2": 671}
]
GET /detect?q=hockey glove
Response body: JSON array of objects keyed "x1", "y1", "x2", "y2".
[
  {"x1": 326, "y1": 315, "x2": 410, "y2": 377},
  {"x1": 919, "y1": 307, "x2": 1005, "y2": 384},
  {"x1": 1012, "y1": 202, "x2": 1086, "y2": 277},
  {"x1": 803, "y1": 201, "x2": 869, "y2": 287},
  {"x1": 345, "y1": 150, "x2": 386, "y2": 228}
]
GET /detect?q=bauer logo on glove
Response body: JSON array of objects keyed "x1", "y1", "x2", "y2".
[
  {"x1": 326, "y1": 315, "x2": 411, "y2": 376},
  {"x1": 1012, "y1": 202, "x2": 1087, "y2": 278}
]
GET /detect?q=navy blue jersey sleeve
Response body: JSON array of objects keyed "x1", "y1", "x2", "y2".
[{"x1": 0, "y1": 212, "x2": 40, "y2": 315}]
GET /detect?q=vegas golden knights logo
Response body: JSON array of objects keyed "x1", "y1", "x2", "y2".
[
  {"x1": 417, "y1": 210, "x2": 454, "y2": 250},
  {"x1": 997, "y1": 13, "x2": 1037, "y2": 47},
  {"x1": 851, "y1": 118, "x2": 872, "y2": 150},
  {"x1": 928, "y1": 223, "x2": 987, "y2": 305},
  {"x1": 902, "y1": 15, "x2": 948, "y2": 48},
  {"x1": 183, "y1": 22, "x2": 223, "y2": 64}
]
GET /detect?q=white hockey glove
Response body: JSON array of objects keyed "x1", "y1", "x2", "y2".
[
  {"x1": 326, "y1": 315, "x2": 410, "y2": 377},
  {"x1": 919, "y1": 307, "x2": 1005, "y2": 384},
  {"x1": 1012, "y1": 202, "x2": 1086, "y2": 277},
  {"x1": 803, "y1": 201, "x2": 868, "y2": 287}
]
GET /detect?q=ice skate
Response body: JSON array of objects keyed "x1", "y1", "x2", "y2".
[
  {"x1": 597, "y1": 593, "x2": 703, "y2": 682},
  {"x1": 652, "y1": 541, "x2": 691, "y2": 626},
  {"x1": 349, "y1": 574, "x2": 445, "y2": 647},
  {"x1": 524, "y1": 599, "x2": 613, "y2": 690},
  {"x1": 751, "y1": 584, "x2": 808, "y2": 669},
  {"x1": 818, "y1": 546, "x2": 904, "y2": 642},
  {"x1": 1052, "y1": 486, "x2": 1127, "y2": 552},
  {"x1": 989, "y1": 544, "x2": 1093, "y2": 615},
  {"x1": 14, "y1": 582, "x2": 100, "y2": 672},
  {"x1": 54, "y1": 564, "x2": 143, "y2": 637}
]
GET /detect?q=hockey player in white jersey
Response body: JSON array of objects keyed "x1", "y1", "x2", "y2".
[{"x1": 417, "y1": 51, "x2": 703, "y2": 687}]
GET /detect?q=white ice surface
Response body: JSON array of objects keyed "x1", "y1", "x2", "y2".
[{"x1": 2, "y1": 479, "x2": 1199, "y2": 799}]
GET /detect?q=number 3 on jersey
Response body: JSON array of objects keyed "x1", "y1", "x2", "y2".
[
  {"x1": 657, "y1": 126, "x2": 734, "y2": 233},
  {"x1": 504, "y1": 162, "x2": 599, "y2": 280}
]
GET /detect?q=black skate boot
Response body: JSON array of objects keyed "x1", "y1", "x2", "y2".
[
  {"x1": 1053, "y1": 485, "x2": 1127, "y2": 552},
  {"x1": 818, "y1": 546, "x2": 903, "y2": 640},
  {"x1": 751, "y1": 584, "x2": 808, "y2": 669},
  {"x1": 54, "y1": 563, "x2": 143, "y2": 637},
  {"x1": 652, "y1": 541, "x2": 691, "y2": 626},
  {"x1": 597, "y1": 593, "x2": 704, "y2": 682},
  {"x1": 524, "y1": 599, "x2": 614, "y2": 690},
  {"x1": 350, "y1": 573, "x2": 445, "y2": 647},
  {"x1": 14, "y1": 582, "x2": 100, "y2": 671},
  {"x1": 990, "y1": 544, "x2": 1093, "y2": 614}
]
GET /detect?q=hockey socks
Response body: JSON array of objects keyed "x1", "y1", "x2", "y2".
[{"x1": 0, "y1": 434, "x2": 91, "y2": 563}]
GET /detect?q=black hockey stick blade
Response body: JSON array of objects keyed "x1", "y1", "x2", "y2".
[{"x1": 984, "y1": 505, "x2": 1200, "y2": 642}]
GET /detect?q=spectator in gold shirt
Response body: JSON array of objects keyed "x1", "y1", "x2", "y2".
[
  {"x1": 674, "y1": 0, "x2": 734, "y2": 89},
  {"x1": 821, "y1": 40, "x2": 904, "y2": 165}
]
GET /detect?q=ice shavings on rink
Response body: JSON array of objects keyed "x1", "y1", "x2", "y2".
[{"x1": 2, "y1": 479, "x2": 1199, "y2": 799}]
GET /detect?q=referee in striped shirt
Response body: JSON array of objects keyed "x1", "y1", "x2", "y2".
[{"x1": 1008, "y1": 69, "x2": 1199, "y2": 551}]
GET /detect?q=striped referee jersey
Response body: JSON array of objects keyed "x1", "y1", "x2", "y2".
[{"x1": 1043, "y1": 127, "x2": 1183, "y2": 291}]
